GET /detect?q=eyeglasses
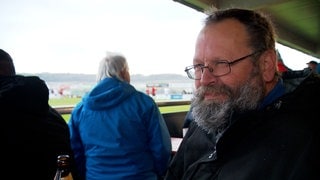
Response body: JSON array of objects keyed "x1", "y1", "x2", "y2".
[{"x1": 185, "y1": 51, "x2": 262, "y2": 80}]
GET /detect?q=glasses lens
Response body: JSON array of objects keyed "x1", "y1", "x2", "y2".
[
  {"x1": 185, "y1": 66, "x2": 195, "y2": 79},
  {"x1": 185, "y1": 61, "x2": 231, "y2": 80},
  {"x1": 212, "y1": 61, "x2": 230, "y2": 76},
  {"x1": 185, "y1": 65, "x2": 199, "y2": 79}
]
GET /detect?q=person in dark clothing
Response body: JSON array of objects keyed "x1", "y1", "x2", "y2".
[
  {"x1": 306, "y1": 60, "x2": 319, "y2": 74},
  {"x1": 165, "y1": 8, "x2": 320, "y2": 179},
  {"x1": 0, "y1": 49, "x2": 79, "y2": 179},
  {"x1": 276, "y1": 49, "x2": 291, "y2": 73},
  {"x1": 182, "y1": 107, "x2": 193, "y2": 129}
]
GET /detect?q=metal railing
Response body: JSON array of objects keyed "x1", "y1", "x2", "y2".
[
  {"x1": 54, "y1": 100, "x2": 191, "y2": 115},
  {"x1": 53, "y1": 100, "x2": 191, "y2": 138}
]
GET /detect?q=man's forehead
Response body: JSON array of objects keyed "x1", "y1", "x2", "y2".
[{"x1": 199, "y1": 21, "x2": 249, "y2": 47}]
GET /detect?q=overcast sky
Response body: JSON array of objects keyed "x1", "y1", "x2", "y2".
[{"x1": 0, "y1": 0, "x2": 318, "y2": 75}]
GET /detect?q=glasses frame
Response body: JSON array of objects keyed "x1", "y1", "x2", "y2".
[{"x1": 185, "y1": 51, "x2": 262, "y2": 80}]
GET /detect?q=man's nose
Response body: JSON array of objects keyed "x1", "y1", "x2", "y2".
[{"x1": 200, "y1": 67, "x2": 216, "y2": 85}]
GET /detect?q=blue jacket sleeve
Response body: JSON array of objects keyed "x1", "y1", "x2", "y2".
[
  {"x1": 147, "y1": 103, "x2": 172, "y2": 176},
  {"x1": 68, "y1": 104, "x2": 86, "y2": 178}
]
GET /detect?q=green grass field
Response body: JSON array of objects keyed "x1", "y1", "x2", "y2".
[
  {"x1": 49, "y1": 97, "x2": 82, "y2": 106},
  {"x1": 50, "y1": 97, "x2": 190, "y2": 122}
]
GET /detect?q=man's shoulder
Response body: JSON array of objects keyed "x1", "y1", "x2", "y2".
[{"x1": 48, "y1": 106, "x2": 68, "y2": 125}]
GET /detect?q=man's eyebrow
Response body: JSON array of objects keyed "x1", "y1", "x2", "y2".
[{"x1": 193, "y1": 58, "x2": 203, "y2": 63}]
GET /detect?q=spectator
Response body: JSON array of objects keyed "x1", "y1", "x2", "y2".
[
  {"x1": 165, "y1": 8, "x2": 320, "y2": 179},
  {"x1": 307, "y1": 60, "x2": 319, "y2": 74},
  {"x1": 151, "y1": 86, "x2": 157, "y2": 96},
  {"x1": 276, "y1": 49, "x2": 291, "y2": 73},
  {"x1": 182, "y1": 106, "x2": 193, "y2": 129},
  {"x1": 181, "y1": 106, "x2": 194, "y2": 137},
  {"x1": 68, "y1": 52, "x2": 171, "y2": 180},
  {"x1": 0, "y1": 49, "x2": 79, "y2": 179}
]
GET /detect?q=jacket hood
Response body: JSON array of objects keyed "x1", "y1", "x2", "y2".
[
  {"x1": 0, "y1": 75, "x2": 49, "y2": 114},
  {"x1": 83, "y1": 78, "x2": 136, "y2": 110}
]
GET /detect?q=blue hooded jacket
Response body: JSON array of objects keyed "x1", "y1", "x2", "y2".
[{"x1": 68, "y1": 78, "x2": 171, "y2": 180}]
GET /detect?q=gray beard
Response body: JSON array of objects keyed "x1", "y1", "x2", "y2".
[{"x1": 191, "y1": 73, "x2": 265, "y2": 134}]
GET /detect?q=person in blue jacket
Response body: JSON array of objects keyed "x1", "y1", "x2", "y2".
[{"x1": 68, "y1": 51, "x2": 172, "y2": 180}]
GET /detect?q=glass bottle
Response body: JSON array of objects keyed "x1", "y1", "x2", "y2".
[{"x1": 54, "y1": 154, "x2": 73, "y2": 180}]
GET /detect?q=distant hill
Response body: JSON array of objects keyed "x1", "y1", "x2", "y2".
[
  {"x1": 20, "y1": 73, "x2": 194, "y2": 98},
  {"x1": 21, "y1": 73, "x2": 96, "y2": 83},
  {"x1": 21, "y1": 72, "x2": 192, "y2": 84}
]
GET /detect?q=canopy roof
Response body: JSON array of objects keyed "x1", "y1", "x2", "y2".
[{"x1": 174, "y1": 0, "x2": 320, "y2": 59}]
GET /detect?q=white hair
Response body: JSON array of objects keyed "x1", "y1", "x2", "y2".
[{"x1": 96, "y1": 52, "x2": 128, "y2": 82}]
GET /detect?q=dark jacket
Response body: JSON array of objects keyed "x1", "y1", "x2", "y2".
[
  {"x1": 0, "y1": 75, "x2": 78, "y2": 179},
  {"x1": 165, "y1": 70, "x2": 320, "y2": 180}
]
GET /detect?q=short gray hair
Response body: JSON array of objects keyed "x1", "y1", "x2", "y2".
[{"x1": 96, "y1": 52, "x2": 128, "y2": 82}]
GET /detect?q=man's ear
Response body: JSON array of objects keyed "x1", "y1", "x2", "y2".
[
  {"x1": 120, "y1": 69, "x2": 130, "y2": 82},
  {"x1": 120, "y1": 69, "x2": 126, "y2": 79},
  {"x1": 260, "y1": 49, "x2": 277, "y2": 82}
]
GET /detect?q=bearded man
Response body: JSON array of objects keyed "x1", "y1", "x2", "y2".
[{"x1": 165, "y1": 8, "x2": 320, "y2": 180}]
